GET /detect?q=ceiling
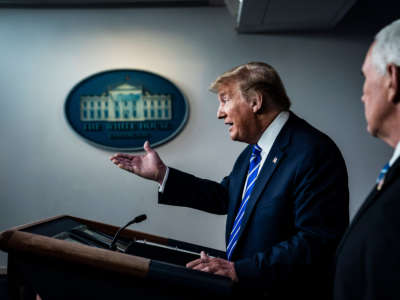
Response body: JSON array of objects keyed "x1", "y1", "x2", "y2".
[
  {"x1": 0, "y1": 0, "x2": 399, "y2": 33},
  {"x1": 226, "y1": 0, "x2": 358, "y2": 32},
  {"x1": 0, "y1": 0, "x2": 224, "y2": 6}
]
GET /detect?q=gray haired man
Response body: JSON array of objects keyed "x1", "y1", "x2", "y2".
[{"x1": 334, "y1": 19, "x2": 400, "y2": 300}]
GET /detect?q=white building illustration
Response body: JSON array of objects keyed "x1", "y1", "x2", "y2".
[{"x1": 80, "y1": 83, "x2": 172, "y2": 122}]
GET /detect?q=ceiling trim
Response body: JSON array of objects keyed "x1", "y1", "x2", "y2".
[{"x1": 0, "y1": 0, "x2": 222, "y2": 8}]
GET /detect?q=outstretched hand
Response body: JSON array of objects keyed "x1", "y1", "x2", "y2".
[
  {"x1": 186, "y1": 251, "x2": 238, "y2": 282},
  {"x1": 110, "y1": 141, "x2": 167, "y2": 184}
]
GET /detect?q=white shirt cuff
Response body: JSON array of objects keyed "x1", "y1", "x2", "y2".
[{"x1": 158, "y1": 166, "x2": 170, "y2": 193}]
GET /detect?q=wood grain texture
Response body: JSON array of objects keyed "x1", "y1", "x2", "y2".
[{"x1": 0, "y1": 230, "x2": 149, "y2": 277}]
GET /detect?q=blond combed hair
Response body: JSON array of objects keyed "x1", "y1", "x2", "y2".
[{"x1": 210, "y1": 62, "x2": 291, "y2": 111}]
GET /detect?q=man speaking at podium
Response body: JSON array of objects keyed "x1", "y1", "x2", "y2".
[{"x1": 111, "y1": 62, "x2": 349, "y2": 299}]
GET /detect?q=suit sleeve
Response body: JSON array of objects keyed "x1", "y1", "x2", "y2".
[
  {"x1": 234, "y1": 141, "x2": 349, "y2": 294},
  {"x1": 158, "y1": 167, "x2": 231, "y2": 215}
]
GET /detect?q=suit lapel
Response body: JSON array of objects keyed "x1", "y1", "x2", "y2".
[
  {"x1": 230, "y1": 114, "x2": 293, "y2": 252},
  {"x1": 336, "y1": 157, "x2": 400, "y2": 256},
  {"x1": 225, "y1": 146, "x2": 252, "y2": 243},
  {"x1": 382, "y1": 157, "x2": 400, "y2": 187},
  {"x1": 235, "y1": 148, "x2": 286, "y2": 242}
]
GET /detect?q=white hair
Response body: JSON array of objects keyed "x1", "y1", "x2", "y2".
[{"x1": 371, "y1": 19, "x2": 400, "y2": 74}]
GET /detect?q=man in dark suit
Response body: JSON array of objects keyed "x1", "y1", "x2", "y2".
[
  {"x1": 111, "y1": 62, "x2": 349, "y2": 299},
  {"x1": 334, "y1": 19, "x2": 400, "y2": 300}
]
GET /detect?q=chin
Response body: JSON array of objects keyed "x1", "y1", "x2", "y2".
[
  {"x1": 230, "y1": 135, "x2": 243, "y2": 142},
  {"x1": 367, "y1": 124, "x2": 378, "y2": 137},
  {"x1": 231, "y1": 136, "x2": 249, "y2": 143},
  {"x1": 229, "y1": 130, "x2": 237, "y2": 141}
]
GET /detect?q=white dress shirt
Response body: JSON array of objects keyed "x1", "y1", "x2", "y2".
[{"x1": 389, "y1": 141, "x2": 400, "y2": 167}]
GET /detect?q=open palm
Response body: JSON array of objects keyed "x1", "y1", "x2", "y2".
[{"x1": 110, "y1": 141, "x2": 167, "y2": 183}]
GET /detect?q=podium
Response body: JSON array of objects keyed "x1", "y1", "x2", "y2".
[{"x1": 0, "y1": 215, "x2": 234, "y2": 300}]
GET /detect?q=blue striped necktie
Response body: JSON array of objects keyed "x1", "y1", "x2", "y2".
[
  {"x1": 376, "y1": 162, "x2": 390, "y2": 190},
  {"x1": 226, "y1": 144, "x2": 262, "y2": 261}
]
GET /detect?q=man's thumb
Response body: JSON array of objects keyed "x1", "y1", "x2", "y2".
[
  {"x1": 200, "y1": 251, "x2": 207, "y2": 260},
  {"x1": 143, "y1": 140, "x2": 153, "y2": 153}
]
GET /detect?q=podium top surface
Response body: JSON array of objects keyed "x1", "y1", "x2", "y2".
[{"x1": 0, "y1": 215, "x2": 233, "y2": 297}]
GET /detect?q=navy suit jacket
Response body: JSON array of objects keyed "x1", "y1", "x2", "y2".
[
  {"x1": 334, "y1": 157, "x2": 400, "y2": 300},
  {"x1": 159, "y1": 112, "x2": 349, "y2": 299}
]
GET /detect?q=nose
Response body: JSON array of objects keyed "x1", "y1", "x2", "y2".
[{"x1": 217, "y1": 103, "x2": 225, "y2": 119}]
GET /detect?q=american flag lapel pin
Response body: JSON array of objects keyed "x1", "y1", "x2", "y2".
[{"x1": 272, "y1": 157, "x2": 278, "y2": 164}]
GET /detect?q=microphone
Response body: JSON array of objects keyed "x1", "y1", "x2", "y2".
[{"x1": 109, "y1": 214, "x2": 147, "y2": 251}]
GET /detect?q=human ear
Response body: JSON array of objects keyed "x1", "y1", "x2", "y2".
[
  {"x1": 250, "y1": 91, "x2": 263, "y2": 113},
  {"x1": 386, "y1": 64, "x2": 400, "y2": 104}
]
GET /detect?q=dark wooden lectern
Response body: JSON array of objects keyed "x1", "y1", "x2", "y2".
[{"x1": 0, "y1": 215, "x2": 233, "y2": 299}]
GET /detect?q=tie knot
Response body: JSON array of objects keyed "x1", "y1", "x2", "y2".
[
  {"x1": 376, "y1": 162, "x2": 390, "y2": 184},
  {"x1": 252, "y1": 144, "x2": 262, "y2": 155},
  {"x1": 382, "y1": 162, "x2": 390, "y2": 171}
]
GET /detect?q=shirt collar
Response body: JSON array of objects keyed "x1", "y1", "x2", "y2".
[
  {"x1": 389, "y1": 141, "x2": 400, "y2": 167},
  {"x1": 257, "y1": 111, "x2": 289, "y2": 154}
]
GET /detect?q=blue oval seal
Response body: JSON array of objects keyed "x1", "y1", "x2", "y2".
[{"x1": 65, "y1": 69, "x2": 189, "y2": 151}]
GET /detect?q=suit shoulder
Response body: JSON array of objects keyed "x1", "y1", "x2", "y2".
[
  {"x1": 355, "y1": 181, "x2": 400, "y2": 245},
  {"x1": 288, "y1": 114, "x2": 342, "y2": 156}
]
